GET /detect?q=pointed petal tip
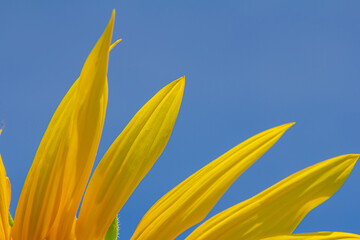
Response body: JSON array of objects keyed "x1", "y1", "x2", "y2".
[
  {"x1": 109, "y1": 12, "x2": 115, "y2": 29},
  {"x1": 335, "y1": 154, "x2": 360, "y2": 162},
  {"x1": 104, "y1": 10, "x2": 115, "y2": 37},
  {"x1": 176, "y1": 75, "x2": 185, "y2": 82},
  {"x1": 283, "y1": 122, "x2": 295, "y2": 131},
  {"x1": 343, "y1": 153, "x2": 360, "y2": 164},
  {"x1": 349, "y1": 154, "x2": 359, "y2": 169},
  {"x1": 284, "y1": 122, "x2": 296, "y2": 128},
  {"x1": 179, "y1": 77, "x2": 185, "y2": 91},
  {"x1": 273, "y1": 122, "x2": 295, "y2": 133},
  {"x1": 328, "y1": 154, "x2": 359, "y2": 172},
  {"x1": 178, "y1": 75, "x2": 185, "y2": 84},
  {"x1": 110, "y1": 9, "x2": 115, "y2": 23},
  {"x1": 173, "y1": 76, "x2": 185, "y2": 91}
]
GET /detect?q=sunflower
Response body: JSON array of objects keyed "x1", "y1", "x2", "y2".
[{"x1": 0, "y1": 11, "x2": 359, "y2": 240}]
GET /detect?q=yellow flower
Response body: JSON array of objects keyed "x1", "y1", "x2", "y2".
[{"x1": 0, "y1": 10, "x2": 359, "y2": 240}]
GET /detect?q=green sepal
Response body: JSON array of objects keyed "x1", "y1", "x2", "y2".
[
  {"x1": 8, "y1": 212, "x2": 13, "y2": 227},
  {"x1": 104, "y1": 216, "x2": 119, "y2": 240}
]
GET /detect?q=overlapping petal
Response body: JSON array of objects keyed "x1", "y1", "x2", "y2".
[
  {"x1": 0, "y1": 10, "x2": 358, "y2": 240},
  {"x1": 261, "y1": 232, "x2": 360, "y2": 240},
  {"x1": 12, "y1": 11, "x2": 114, "y2": 240},
  {"x1": 185, "y1": 154, "x2": 359, "y2": 240},
  {"x1": 76, "y1": 77, "x2": 185, "y2": 239},
  {"x1": 0, "y1": 155, "x2": 10, "y2": 240},
  {"x1": 132, "y1": 123, "x2": 294, "y2": 240}
]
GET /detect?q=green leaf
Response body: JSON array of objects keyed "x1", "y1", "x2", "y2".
[
  {"x1": 8, "y1": 212, "x2": 13, "y2": 227},
  {"x1": 104, "y1": 216, "x2": 118, "y2": 240}
]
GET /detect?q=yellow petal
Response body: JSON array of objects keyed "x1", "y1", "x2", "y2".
[
  {"x1": 131, "y1": 123, "x2": 294, "y2": 240},
  {"x1": 109, "y1": 39, "x2": 122, "y2": 51},
  {"x1": 12, "y1": 77, "x2": 78, "y2": 240},
  {"x1": 76, "y1": 77, "x2": 185, "y2": 240},
  {"x1": 0, "y1": 155, "x2": 10, "y2": 240},
  {"x1": 261, "y1": 232, "x2": 360, "y2": 240},
  {"x1": 186, "y1": 154, "x2": 359, "y2": 240},
  {"x1": 12, "y1": 11, "x2": 114, "y2": 240}
]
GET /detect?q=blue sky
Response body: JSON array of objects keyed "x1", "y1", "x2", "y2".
[{"x1": 0, "y1": 1, "x2": 360, "y2": 239}]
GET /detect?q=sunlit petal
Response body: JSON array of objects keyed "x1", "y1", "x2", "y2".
[
  {"x1": 261, "y1": 232, "x2": 360, "y2": 240},
  {"x1": 12, "y1": 11, "x2": 114, "y2": 240},
  {"x1": 4, "y1": 10, "x2": 359, "y2": 240},
  {"x1": 76, "y1": 77, "x2": 185, "y2": 240},
  {"x1": 132, "y1": 123, "x2": 294, "y2": 240},
  {"x1": 186, "y1": 154, "x2": 359, "y2": 240},
  {"x1": 109, "y1": 39, "x2": 122, "y2": 51}
]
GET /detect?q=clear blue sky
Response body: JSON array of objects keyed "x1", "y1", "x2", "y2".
[{"x1": 0, "y1": 1, "x2": 360, "y2": 239}]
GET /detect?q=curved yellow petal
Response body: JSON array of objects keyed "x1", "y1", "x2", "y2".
[
  {"x1": 131, "y1": 123, "x2": 294, "y2": 240},
  {"x1": 109, "y1": 39, "x2": 122, "y2": 51},
  {"x1": 12, "y1": 11, "x2": 114, "y2": 240},
  {"x1": 186, "y1": 154, "x2": 359, "y2": 240},
  {"x1": 12, "y1": 77, "x2": 79, "y2": 240},
  {"x1": 0, "y1": 155, "x2": 10, "y2": 240},
  {"x1": 262, "y1": 232, "x2": 360, "y2": 240},
  {"x1": 76, "y1": 77, "x2": 185, "y2": 240}
]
